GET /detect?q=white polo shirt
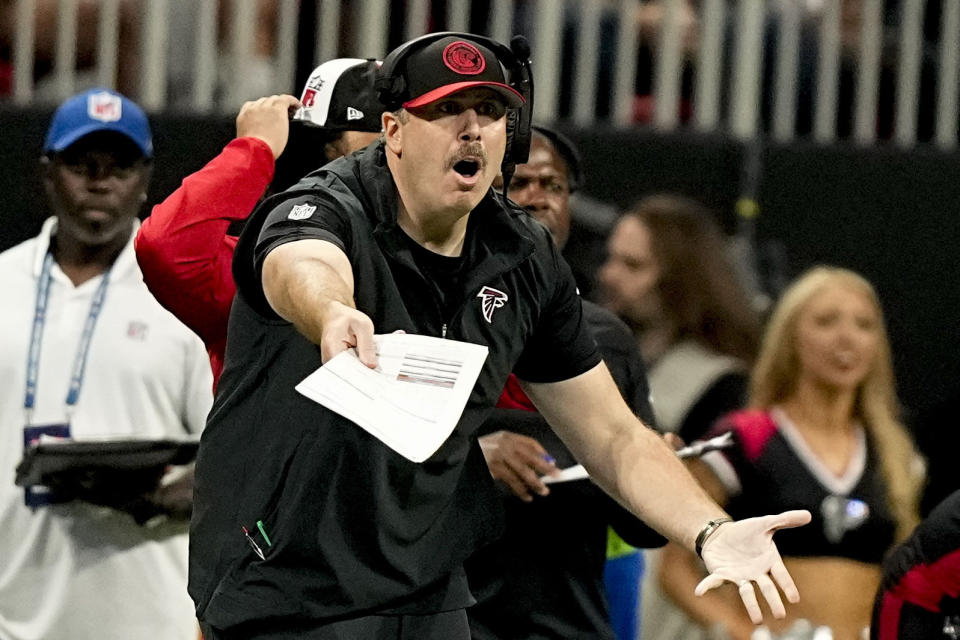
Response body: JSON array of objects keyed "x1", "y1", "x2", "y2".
[{"x1": 0, "y1": 218, "x2": 213, "y2": 640}]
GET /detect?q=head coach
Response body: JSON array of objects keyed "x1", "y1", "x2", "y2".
[{"x1": 188, "y1": 32, "x2": 811, "y2": 639}]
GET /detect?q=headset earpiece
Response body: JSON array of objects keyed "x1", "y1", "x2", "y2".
[
  {"x1": 508, "y1": 36, "x2": 533, "y2": 164},
  {"x1": 375, "y1": 74, "x2": 406, "y2": 111}
]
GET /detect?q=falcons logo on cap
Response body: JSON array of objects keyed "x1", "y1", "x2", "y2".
[{"x1": 477, "y1": 286, "x2": 508, "y2": 323}]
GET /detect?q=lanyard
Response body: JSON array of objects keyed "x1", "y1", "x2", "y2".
[{"x1": 24, "y1": 251, "x2": 111, "y2": 425}]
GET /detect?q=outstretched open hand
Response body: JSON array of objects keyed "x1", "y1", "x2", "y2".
[{"x1": 696, "y1": 510, "x2": 812, "y2": 624}]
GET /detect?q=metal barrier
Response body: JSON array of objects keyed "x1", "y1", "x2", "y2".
[{"x1": 3, "y1": 0, "x2": 958, "y2": 149}]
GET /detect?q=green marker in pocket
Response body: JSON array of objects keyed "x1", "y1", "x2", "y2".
[{"x1": 256, "y1": 520, "x2": 273, "y2": 547}]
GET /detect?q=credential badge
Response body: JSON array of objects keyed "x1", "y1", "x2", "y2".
[
  {"x1": 477, "y1": 286, "x2": 508, "y2": 323},
  {"x1": 287, "y1": 204, "x2": 317, "y2": 221}
]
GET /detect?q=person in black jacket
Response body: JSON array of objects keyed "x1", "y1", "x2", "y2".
[
  {"x1": 871, "y1": 489, "x2": 960, "y2": 639},
  {"x1": 189, "y1": 32, "x2": 811, "y2": 640},
  {"x1": 466, "y1": 126, "x2": 663, "y2": 640}
]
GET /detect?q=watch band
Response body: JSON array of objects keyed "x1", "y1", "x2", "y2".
[{"x1": 695, "y1": 517, "x2": 733, "y2": 559}]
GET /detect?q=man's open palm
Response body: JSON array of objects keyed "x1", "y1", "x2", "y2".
[{"x1": 696, "y1": 510, "x2": 812, "y2": 623}]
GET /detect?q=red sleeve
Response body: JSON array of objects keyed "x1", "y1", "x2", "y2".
[
  {"x1": 875, "y1": 550, "x2": 960, "y2": 638},
  {"x1": 496, "y1": 373, "x2": 537, "y2": 411},
  {"x1": 717, "y1": 409, "x2": 778, "y2": 463},
  {"x1": 891, "y1": 548, "x2": 960, "y2": 611},
  {"x1": 135, "y1": 137, "x2": 274, "y2": 372}
]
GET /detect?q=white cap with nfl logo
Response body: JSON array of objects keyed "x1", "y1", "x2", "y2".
[{"x1": 294, "y1": 58, "x2": 384, "y2": 133}]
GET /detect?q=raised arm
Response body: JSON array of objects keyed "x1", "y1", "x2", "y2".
[
  {"x1": 521, "y1": 364, "x2": 811, "y2": 625},
  {"x1": 261, "y1": 238, "x2": 377, "y2": 367},
  {"x1": 135, "y1": 95, "x2": 299, "y2": 345}
]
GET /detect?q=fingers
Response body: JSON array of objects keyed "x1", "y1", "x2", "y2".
[
  {"x1": 275, "y1": 93, "x2": 304, "y2": 112},
  {"x1": 737, "y1": 580, "x2": 763, "y2": 625},
  {"x1": 478, "y1": 431, "x2": 556, "y2": 501},
  {"x1": 492, "y1": 460, "x2": 538, "y2": 502},
  {"x1": 319, "y1": 306, "x2": 376, "y2": 365},
  {"x1": 500, "y1": 435, "x2": 555, "y2": 495},
  {"x1": 663, "y1": 432, "x2": 685, "y2": 451},
  {"x1": 353, "y1": 325, "x2": 378, "y2": 368},
  {"x1": 238, "y1": 94, "x2": 302, "y2": 115},
  {"x1": 766, "y1": 509, "x2": 812, "y2": 531},
  {"x1": 755, "y1": 574, "x2": 785, "y2": 618},
  {"x1": 698, "y1": 574, "x2": 786, "y2": 624},
  {"x1": 320, "y1": 331, "x2": 349, "y2": 363},
  {"x1": 506, "y1": 457, "x2": 550, "y2": 498},
  {"x1": 770, "y1": 557, "x2": 800, "y2": 603},
  {"x1": 513, "y1": 436, "x2": 557, "y2": 476},
  {"x1": 696, "y1": 513, "x2": 803, "y2": 624},
  {"x1": 235, "y1": 94, "x2": 303, "y2": 159},
  {"x1": 479, "y1": 437, "x2": 540, "y2": 502},
  {"x1": 694, "y1": 573, "x2": 726, "y2": 596}
]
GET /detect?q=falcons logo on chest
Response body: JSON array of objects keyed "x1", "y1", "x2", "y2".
[{"x1": 477, "y1": 286, "x2": 508, "y2": 323}]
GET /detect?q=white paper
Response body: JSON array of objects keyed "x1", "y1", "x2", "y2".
[
  {"x1": 295, "y1": 333, "x2": 488, "y2": 462},
  {"x1": 542, "y1": 464, "x2": 589, "y2": 484}
]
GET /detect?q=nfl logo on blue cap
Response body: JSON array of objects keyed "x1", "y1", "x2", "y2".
[{"x1": 88, "y1": 91, "x2": 124, "y2": 122}]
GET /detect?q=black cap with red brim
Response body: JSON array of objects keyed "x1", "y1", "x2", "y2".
[{"x1": 397, "y1": 36, "x2": 525, "y2": 109}]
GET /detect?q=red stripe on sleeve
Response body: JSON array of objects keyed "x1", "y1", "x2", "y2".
[
  {"x1": 728, "y1": 409, "x2": 778, "y2": 462},
  {"x1": 496, "y1": 374, "x2": 537, "y2": 411},
  {"x1": 891, "y1": 548, "x2": 960, "y2": 612},
  {"x1": 874, "y1": 591, "x2": 905, "y2": 640}
]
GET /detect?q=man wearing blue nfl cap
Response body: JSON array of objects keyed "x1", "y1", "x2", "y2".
[
  {"x1": 0, "y1": 88, "x2": 212, "y2": 639},
  {"x1": 39, "y1": 89, "x2": 154, "y2": 259},
  {"x1": 44, "y1": 88, "x2": 154, "y2": 157}
]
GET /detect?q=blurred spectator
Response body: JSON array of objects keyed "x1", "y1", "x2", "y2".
[
  {"x1": 0, "y1": 0, "x2": 281, "y2": 107},
  {"x1": 762, "y1": 0, "x2": 941, "y2": 142},
  {"x1": 136, "y1": 58, "x2": 382, "y2": 385},
  {"x1": 598, "y1": 195, "x2": 760, "y2": 640},
  {"x1": 466, "y1": 126, "x2": 664, "y2": 640},
  {"x1": 633, "y1": 0, "x2": 698, "y2": 123},
  {"x1": 567, "y1": 0, "x2": 698, "y2": 122},
  {"x1": 168, "y1": 0, "x2": 282, "y2": 110},
  {"x1": 0, "y1": 88, "x2": 212, "y2": 639},
  {"x1": 599, "y1": 194, "x2": 759, "y2": 442},
  {"x1": 0, "y1": 0, "x2": 141, "y2": 97},
  {"x1": 661, "y1": 266, "x2": 923, "y2": 639},
  {"x1": 871, "y1": 489, "x2": 960, "y2": 640}
]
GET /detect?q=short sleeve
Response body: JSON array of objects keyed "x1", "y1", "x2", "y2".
[
  {"x1": 512, "y1": 249, "x2": 601, "y2": 383},
  {"x1": 252, "y1": 195, "x2": 352, "y2": 281}
]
